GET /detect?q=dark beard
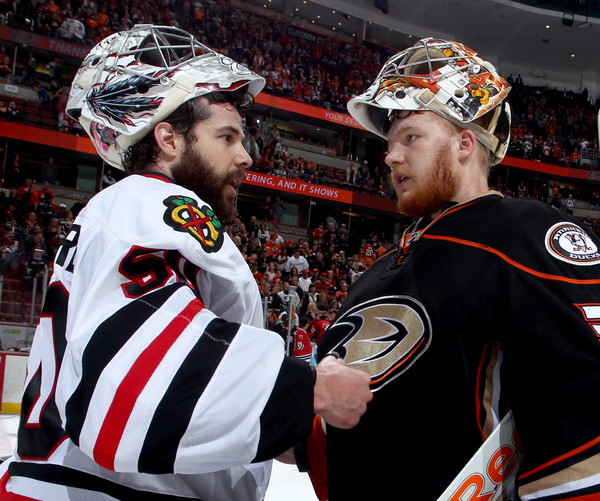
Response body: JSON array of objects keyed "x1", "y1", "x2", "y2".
[
  {"x1": 170, "y1": 143, "x2": 243, "y2": 223},
  {"x1": 396, "y1": 142, "x2": 457, "y2": 219}
]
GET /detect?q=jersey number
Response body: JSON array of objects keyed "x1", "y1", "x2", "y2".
[
  {"x1": 54, "y1": 224, "x2": 80, "y2": 273},
  {"x1": 119, "y1": 246, "x2": 176, "y2": 298}
]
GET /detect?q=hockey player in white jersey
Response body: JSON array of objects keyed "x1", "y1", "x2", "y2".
[{"x1": 0, "y1": 25, "x2": 372, "y2": 500}]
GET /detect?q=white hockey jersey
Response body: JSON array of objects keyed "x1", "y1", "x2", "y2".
[{"x1": 1, "y1": 172, "x2": 315, "y2": 500}]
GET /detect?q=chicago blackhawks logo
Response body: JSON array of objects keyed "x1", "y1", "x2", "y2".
[
  {"x1": 163, "y1": 196, "x2": 224, "y2": 252},
  {"x1": 545, "y1": 222, "x2": 600, "y2": 266},
  {"x1": 325, "y1": 296, "x2": 432, "y2": 391}
]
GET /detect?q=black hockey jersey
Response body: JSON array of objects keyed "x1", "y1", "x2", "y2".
[{"x1": 318, "y1": 192, "x2": 600, "y2": 501}]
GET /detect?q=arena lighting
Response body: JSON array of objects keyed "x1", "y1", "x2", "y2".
[{"x1": 375, "y1": 0, "x2": 389, "y2": 15}]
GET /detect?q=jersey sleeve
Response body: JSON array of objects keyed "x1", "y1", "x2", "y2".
[{"x1": 492, "y1": 209, "x2": 600, "y2": 500}]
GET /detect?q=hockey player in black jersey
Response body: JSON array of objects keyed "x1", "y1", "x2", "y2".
[
  {"x1": 315, "y1": 37, "x2": 600, "y2": 501},
  {"x1": 0, "y1": 26, "x2": 372, "y2": 500}
]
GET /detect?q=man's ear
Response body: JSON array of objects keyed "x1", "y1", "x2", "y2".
[
  {"x1": 457, "y1": 128, "x2": 478, "y2": 162},
  {"x1": 154, "y1": 122, "x2": 182, "y2": 162}
]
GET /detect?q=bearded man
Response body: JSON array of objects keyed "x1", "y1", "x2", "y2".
[{"x1": 1, "y1": 26, "x2": 371, "y2": 501}]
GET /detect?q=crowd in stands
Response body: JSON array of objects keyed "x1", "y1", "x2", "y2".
[
  {"x1": 0, "y1": 0, "x2": 596, "y2": 174},
  {"x1": 507, "y1": 77, "x2": 598, "y2": 166},
  {"x1": 243, "y1": 122, "x2": 392, "y2": 195},
  {"x1": 0, "y1": 174, "x2": 86, "y2": 289}
]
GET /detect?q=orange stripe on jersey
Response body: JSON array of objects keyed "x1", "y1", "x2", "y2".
[
  {"x1": 519, "y1": 433, "x2": 600, "y2": 480},
  {"x1": 422, "y1": 235, "x2": 600, "y2": 285},
  {"x1": 93, "y1": 298, "x2": 204, "y2": 471},
  {"x1": 438, "y1": 201, "x2": 479, "y2": 219}
]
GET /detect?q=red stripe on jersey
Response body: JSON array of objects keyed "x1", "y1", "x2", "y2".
[
  {"x1": 423, "y1": 235, "x2": 600, "y2": 285},
  {"x1": 93, "y1": 298, "x2": 204, "y2": 470}
]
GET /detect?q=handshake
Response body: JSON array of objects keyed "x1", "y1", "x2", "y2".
[{"x1": 313, "y1": 355, "x2": 373, "y2": 429}]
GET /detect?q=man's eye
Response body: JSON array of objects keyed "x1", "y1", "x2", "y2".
[{"x1": 407, "y1": 134, "x2": 417, "y2": 142}]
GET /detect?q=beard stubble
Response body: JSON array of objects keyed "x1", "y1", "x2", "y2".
[
  {"x1": 170, "y1": 142, "x2": 244, "y2": 223},
  {"x1": 395, "y1": 142, "x2": 458, "y2": 219}
]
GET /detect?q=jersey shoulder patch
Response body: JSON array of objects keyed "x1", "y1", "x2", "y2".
[
  {"x1": 163, "y1": 195, "x2": 224, "y2": 253},
  {"x1": 545, "y1": 222, "x2": 600, "y2": 266}
]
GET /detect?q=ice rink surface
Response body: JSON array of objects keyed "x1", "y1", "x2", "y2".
[{"x1": 0, "y1": 414, "x2": 319, "y2": 501}]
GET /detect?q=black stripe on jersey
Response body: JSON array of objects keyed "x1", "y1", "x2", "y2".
[
  {"x1": 138, "y1": 318, "x2": 240, "y2": 474},
  {"x1": 8, "y1": 462, "x2": 203, "y2": 500},
  {"x1": 17, "y1": 283, "x2": 69, "y2": 460},
  {"x1": 253, "y1": 356, "x2": 315, "y2": 463},
  {"x1": 65, "y1": 282, "x2": 186, "y2": 445}
]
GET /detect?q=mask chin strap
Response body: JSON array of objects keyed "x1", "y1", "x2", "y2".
[{"x1": 414, "y1": 88, "x2": 510, "y2": 165}]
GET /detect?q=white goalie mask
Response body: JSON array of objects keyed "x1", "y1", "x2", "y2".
[
  {"x1": 67, "y1": 24, "x2": 265, "y2": 169},
  {"x1": 348, "y1": 38, "x2": 511, "y2": 165}
]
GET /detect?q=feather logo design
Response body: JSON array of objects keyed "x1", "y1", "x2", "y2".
[{"x1": 87, "y1": 75, "x2": 163, "y2": 126}]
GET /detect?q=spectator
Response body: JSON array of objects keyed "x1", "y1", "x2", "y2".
[
  {"x1": 58, "y1": 209, "x2": 74, "y2": 235},
  {"x1": 271, "y1": 196, "x2": 284, "y2": 225},
  {"x1": 244, "y1": 135, "x2": 260, "y2": 164},
  {"x1": 2, "y1": 100, "x2": 24, "y2": 123},
  {"x1": 43, "y1": 216, "x2": 60, "y2": 261},
  {"x1": 566, "y1": 194, "x2": 575, "y2": 215},
  {"x1": 590, "y1": 191, "x2": 598, "y2": 210},
  {"x1": 257, "y1": 222, "x2": 269, "y2": 246},
  {"x1": 22, "y1": 51, "x2": 38, "y2": 85},
  {"x1": 52, "y1": 202, "x2": 67, "y2": 220},
  {"x1": 314, "y1": 272, "x2": 331, "y2": 295},
  {"x1": 285, "y1": 247, "x2": 309, "y2": 274},
  {"x1": 357, "y1": 159, "x2": 370, "y2": 188},
  {"x1": 279, "y1": 280, "x2": 301, "y2": 313},
  {"x1": 259, "y1": 195, "x2": 273, "y2": 221},
  {"x1": 263, "y1": 260, "x2": 280, "y2": 282},
  {"x1": 41, "y1": 156, "x2": 58, "y2": 185},
  {"x1": 0, "y1": 48, "x2": 11, "y2": 78},
  {"x1": 23, "y1": 211, "x2": 41, "y2": 234},
  {"x1": 17, "y1": 178, "x2": 38, "y2": 213},
  {"x1": 102, "y1": 168, "x2": 116, "y2": 189},
  {"x1": 6, "y1": 153, "x2": 21, "y2": 188},
  {"x1": 293, "y1": 316, "x2": 313, "y2": 363}
]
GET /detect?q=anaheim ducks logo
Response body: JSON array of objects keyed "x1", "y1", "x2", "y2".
[
  {"x1": 545, "y1": 222, "x2": 600, "y2": 266},
  {"x1": 163, "y1": 196, "x2": 224, "y2": 253},
  {"x1": 326, "y1": 296, "x2": 432, "y2": 391}
]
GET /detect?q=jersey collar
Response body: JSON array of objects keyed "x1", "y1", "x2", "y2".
[
  {"x1": 136, "y1": 171, "x2": 175, "y2": 183},
  {"x1": 400, "y1": 190, "x2": 503, "y2": 250}
]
